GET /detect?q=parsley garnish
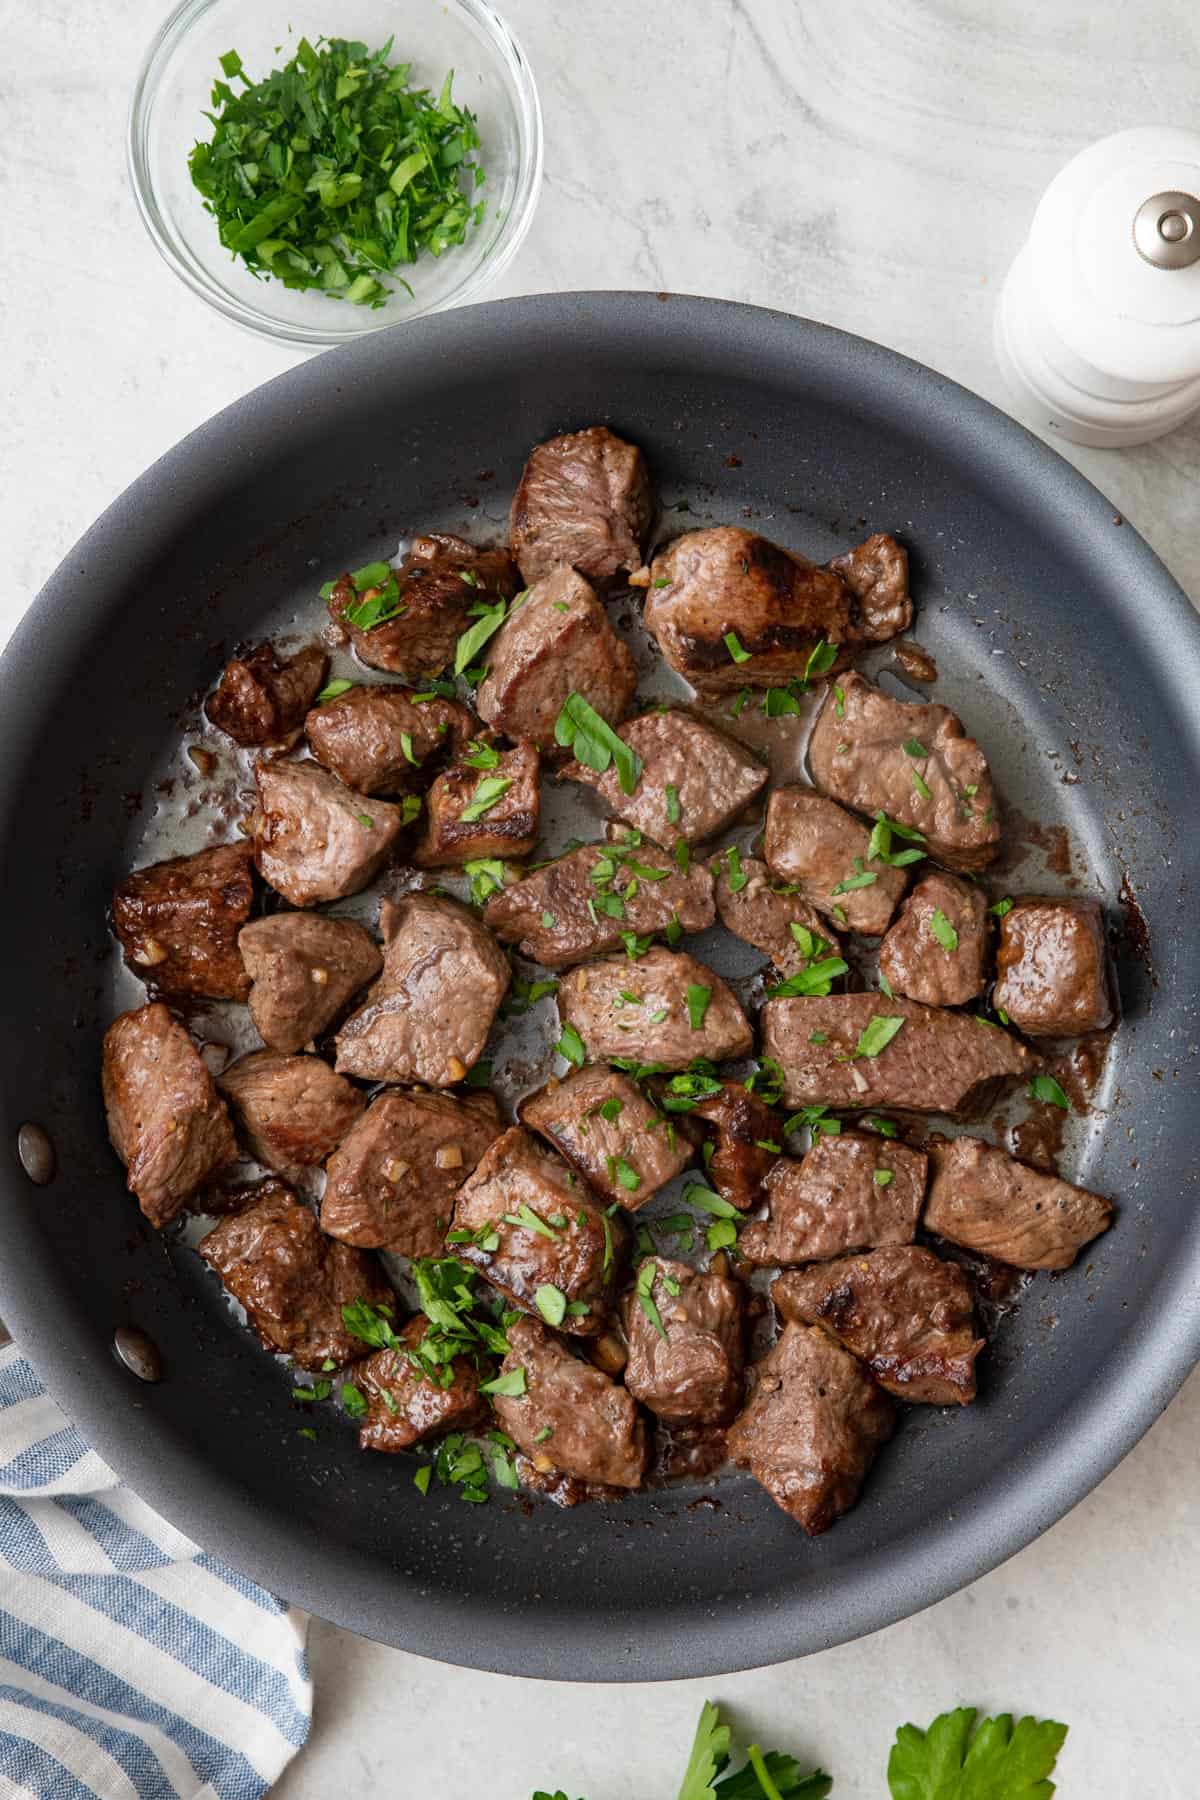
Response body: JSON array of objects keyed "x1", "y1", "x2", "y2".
[
  {"x1": 723, "y1": 630, "x2": 751, "y2": 664},
  {"x1": 665, "y1": 783, "x2": 681, "y2": 825},
  {"x1": 555, "y1": 692, "x2": 642, "y2": 795},
  {"x1": 867, "y1": 811, "x2": 928, "y2": 868},
  {"x1": 635, "y1": 1261, "x2": 668, "y2": 1340},
  {"x1": 855, "y1": 1014, "x2": 905, "y2": 1059},
  {"x1": 480, "y1": 1366, "x2": 526, "y2": 1397},
  {"x1": 534, "y1": 1284, "x2": 567, "y2": 1327},
  {"x1": 463, "y1": 857, "x2": 506, "y2": 905},
  {"x1": 315, "y1": 678, "x2": 354, "y2": 703},
  {"x1": 459, "y1": 775, "x2": 512, "y2": 822},
  {"x1": 804, "y1": 637, "x2": 838, "y2": 681},
  {"x1": 831, "y1": 857, "x2": 877, "y2": 895},
  {"x1": 686, "y1": 984, "x2": 712, "y2": 1031},
  {"x1": 453, "y1": 596, "x2": 514, "y2": 677},
  {"x1": 768, "y1": 956, "x2": 848, "y2": 999},
  {"x1": 340, "y1": 1382, "x2": 368, "y2": 1420},
  {"x1": 462, "y1": 739, "x2": 501, "y2": 769},
  {"x1": 989, "y1": 896, "x2": 1014, "y2": 918},
  {"x1": 1029, "y1": 1073, "x2": 1071, "y2": 1110},
  {"x1": 556, "y1": 1024, "x2": 587, "y2": 1067},
  {"x1": 929, "y1": 909, "x2": 959, "y2": 951}
]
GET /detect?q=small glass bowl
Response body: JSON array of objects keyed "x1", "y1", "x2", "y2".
[{"x1": 128, "y1": 0, "x2": 543, "y2": 348}]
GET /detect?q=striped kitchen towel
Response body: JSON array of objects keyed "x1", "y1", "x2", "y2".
[{"x1": 0, "y1": 1342, "x2": 311, "y2": 1799}]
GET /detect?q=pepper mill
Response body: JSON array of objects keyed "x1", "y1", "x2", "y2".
[{"x1": 995, "y1": 126, "x2": 1200, "y2": 447}]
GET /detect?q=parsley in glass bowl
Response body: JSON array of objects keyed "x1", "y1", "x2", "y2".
[{"x1": 128, "y1": 0, "x2": 542, "y2": 347}]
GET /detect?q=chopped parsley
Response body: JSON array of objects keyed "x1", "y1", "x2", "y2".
[
  {"x1": 867, "y1": 811, "x2": 928, "y2": 868},
  {"x1": 459, "y1": 774, "x2": 512, "y2": 822},
  {"x1": 929, "y1": 908, "x2": 959, "y2": 952},
  {"x1": 665, "y1": 783, "x2": 681, "y2": 825},
  {"x1": 462, "y1": 739, "x2": 501, "y2": 769},
  {"x1": 534, "y1": 1284, "x2": 567, "y2": 1327},
  {"x1": 902, "y1": 737, "x2": 930, "y2": 759},
  {"x1": 855, "y1": 1014, "x2": 905, "y2": 1059},
  {"x1": 1029, "y1": 1073, "x2": 1071, "y2": 1110},
  {"x1": 463, "y1": 857, "x2": 506, "y2": 905},
  {"x1": 722, "y1": 846, "x2": 749, "y2": 892},
  {"x1": 831, "y1": 857, "x2": 878, "y2": 895},
  {"x1": 989, "y1": 896, "x2": 1014, "y2": 918},
  {"x1": 555, "y1": 1024, "x2": 587, "y2": 1067},
  {"x1": 554, "y1": 692, "x2": 642, "y2": 795},
  {"x1": 453, "y1": 591, "x2": 522, "y2": 676},
  {"x1": 768, "y1": 955, "x2": 848, "y2": 998},
  {"x1": 636, "y1": 1261, "x2": 668, "y2": 1339},
  {"x1": 479, "y1": 1365, "x2": 526, "y2": 1398},
  {"x1": 686, "y1": 984, "x2": 712, "y2": 1030},
  {"x1": 804, "y1": 637, "x2": 839, "y2": 680},
  {"x1": 723, "y1": 630, "x2": 751, "y2": 664},
  {"x1": 873, "y1": 1168, "x2": 894, "y2": 1187},
  {"x1": 315, "y1": 678, "x2": 354, "y2": 703}
]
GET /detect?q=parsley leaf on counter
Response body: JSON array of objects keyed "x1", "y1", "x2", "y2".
[
  {"x1": 554, "y1": 692, "x2": 643, "y2": 795},
  {"x1": 887, "y1": 1707, "x2": 1067, "y2": 1800}
]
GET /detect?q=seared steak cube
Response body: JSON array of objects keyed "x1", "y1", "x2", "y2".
[
  {"x1": 356, "y1": 1317, "x2": 488, "y2": 1452},
  {"x1": 239, "y1": 913, "x2": 382, "y2": 1053},
  {"x1": 491, "y1": 1316, "x2": 648, "y2": 1488},
  {"x1": 415, "y1": 740, "x2": 540, "y2": 866},
  {"x1": 521, "y1": 1066, "x2": 692, "y2": 1209},
  {"x1": 321, "y1": 1087, "x2": 503, "y2": 1256},
  {"x1": 327, "y1": 534, "x2": 520, "y2": 675},
  {"x1": 714, "y1": 852, "x2": 838, "y2": 976},
  {"x1": 566, "y1": 709, "x2": 767, "y2": 848},
  {"x1": 761, "y1": 994, "x2": 1033, "y2": 1115},
  {"x1": 557, "y1": 946, "x2": 753, "y2": 1070},
  {"x1": 112, "y1": 841, "x2": 255, "y2": 1001},
  {"x1": 102, "y1": 1002, "x2": 237, "y2": 1226},
  {"x1": 205, "y1": 642, "x2": 328, "y2": 746},
  {"x1": 725, "y1": 1323, "x2": 894, "y2": 1534},
  {"x1": 335, "y1": 894, "x2": 509, "y2": 1086},
  {"x1": 252, "y1": 760, "x2": 407, "y2": 906},
  {"x1": 197, "y1": 1181, "x2": 392, "y2": 1370},
  {"x1": 993, "y1": 897, "x2": 1113, "y2": 1037},
  {"x1": 827, "y1": 533, "x2": 912, "y2": 641},
  {"x1": 740, "y1": 1131, "x2": 927, "y2": 1264},
  {"x1": 924, "y1": 1136, "x2": 1114, "y2": 1270},
  {"x1": 878, "y1": 872, "x2": 989, "y2": 1006},
  {"x1": 477, "y1": 565, "x2": 637, "y2": 743},
  {"x1": 772, "y1": 1246, "x2": 983, "y2": 1405},
  {"x1": 509, "y1": 426, "x2": 651, "y2": 588},
  {"x1": 218, "y1": 1050, "x2": 364, "y2": 1181},
  {"x1": 484, "y1": 840, "x2": 714, "y2": 969},
  {"x1": 621, "y1": 1256, "x2": 745, "y2": 1425},
  {"x1": 808, "y1": 673, "x2": 1001, "y2": 872},
  {"x1": 764, "y1": 787, "x2": 908, "y2": 938},
  {"x1": 304, "y1": 683, "x2": 474, "y2": 796},
  {"x1": 688, "y1": 1080, "x2": 781, "y2": 1211}
]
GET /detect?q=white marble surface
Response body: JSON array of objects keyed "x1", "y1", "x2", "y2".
[{"x1": 4, "y1": 0, "x2": 1200, "y2": 1792}]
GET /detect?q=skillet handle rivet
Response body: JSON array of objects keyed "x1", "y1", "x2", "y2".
[
  {"x1": 113, "y1": 1327, "x2": 163, "y2": 1384},
  {"x1": 16, "y1": 1123, "x2": 56, "y2": 1186}
]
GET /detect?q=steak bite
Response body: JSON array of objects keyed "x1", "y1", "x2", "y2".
[
  {"x1": 520, "y1": 1065, "x2": 692, "y2": 1209},
  {"x1": 740, "y1": 1131, "x2": 927, "y2": 1264},
  {"x1": 483, "y1": 841, "x2": 714, "y2": 969},
  {"x1": 557, "y1": 947, "x2": 753, "y2": 1070},
  {"x1": 238, "y1": 913, "x2": 382, "y2": 1053},
  {"x1": 335, "y1": 894, "x2": 509, "y2": 1086},
  {"x1": 218, "y1": 1050, "x2": 364, "y2": 1181},
  {"x1": 112, "y1": 841, "x2": 255, "y2": 1001},
  {"x1": 827, "y1": 534, "x2": 913, "y2": 642},
  {"x1": 565, "y1": 709, "x2": 768, "y2": 848},
  {"x1": 621, "y1": 1256, "x2": 745, "y2": 1426},
  {"x1": 251, "y1": 760, "x2": 407, "y2": 907},
  {"x1": 476, "y1": 565, "x2": 638, "y2": 743},
  {"x1": 102, "y1": 1003, "x2": 237, "y2": 1226},
  {"x1": 725, "y1": 1323, "x2": 895, "y2": 1534},
  {"x1": 327, "y1": 534, "x2": 520, "y2": 675},
  {"x1": 993, "y1": 897, "x2": 1113, "y2": 1037},
  {"x1": 924, "y1": 1136, "x2": 1114, "y2": 1270},
  {"x1": 773, "y1": 1247, "x2": 983, "y2": 1406},
  {"x1": 808, "y1": 673, "x2": 1001, "y2": 872},
  {"x1": 491, "y1": 1315, "x2": 648, "y2": 1488},
  {"x1": 356, "y1": 1317, "x2": 489, "y2": 1452},
  {"x1": 762, "y1": 994, "x2": 1033, "y2": 1115},
  {"x1": 414, "y1": 740, "x2": 540, "y2": 867},
  {"x1": 714, "y1": 852, "x2": 839, "y2": 976},
  {"x1": 321, "y1": 1087, "x2": 503, "y2": 1256},
  {"x1": 197, "y1": 1181, "x2": 392, "y2": 1370},
  {"x1": 878, "y1": 871, "x2": 989, "y2": 1007},
  {"x1": 764, "y1": 786, "x2": 908, "y2": 938},
  {"x1": 509, "y1": 426, "x2": 651, "y2": 588},
  {"x1": 687, "y1": 1080, "x2": 781, "y2": 1211},
  {"x1": 205, "y1": 642, "x2": 328, "y2": 747},
  {"x1": 304, "y1": 683, "x2": 474, "y2": 796},
  {"x1": 450, "y1": 1127, "x2": 625, "y2": 1335}
]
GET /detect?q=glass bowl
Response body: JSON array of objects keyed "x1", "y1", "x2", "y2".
[{"x1": 128, "y1": 0, "x2": 542, "y2": 348}]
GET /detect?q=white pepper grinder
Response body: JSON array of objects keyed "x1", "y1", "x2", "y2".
[{"x1": 995, "y1": 126, "x2": 1200, "y2": 447}]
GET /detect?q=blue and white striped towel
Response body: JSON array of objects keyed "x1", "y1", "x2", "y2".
[{"x1": 0, "y1": 1343, "x2": 311, "y2": 1799}]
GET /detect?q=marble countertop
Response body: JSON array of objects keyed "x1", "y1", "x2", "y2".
[{"x1": 4, "y1": 0, "x2": 1199, "y2": 1792}]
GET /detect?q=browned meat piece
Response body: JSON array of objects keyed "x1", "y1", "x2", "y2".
[
  {"x1": 726, "y1": 1323, "x2": 894, "y2": 1534},
  {"x1": 924, "y1": 1136, "x2": 1114, "y2": 1270},
  {"x1": 251, "y1": 760, "x2": 407, "y2": 907},
  {"x1": 491, "y1": 1316, "x2": 648, "y2": 1488},
  {"x1": 356, "y1": 1317, "x2": 489, "y2": 1452},
  {"x1": 764, "y1": 787, "x2": 908, "y2": 938},
  {"x1": 102, "y1": 1003, "x2": 237, "y2": 1226},
  {"x1": 484, "y1": 840, "x2": 714, "y2": 969},
  {"x1": 326, "y1": 535, "x2": 520, "y2": 675},
  {"x1": 621, "y1": 1256, "x2": 745, "y2": 1425},
  {"x1": 565, "y1": 709, "x2": 767, "y2": 848},
  {"x1": 321, "y1": 1087, "x2": 503, "y2": 1256},
  {"x1": 878, "y1": 872, "x2": 989, "y2": 1007},
  {"x1": 772, "y1": 1247, "x2": 983, "y2": 1405},
  {"x1": 714, "y1": 852, "x2": 839, "y2": 976},
  {"x1": 741, "y1": 1132, "x2": 927, "y2": 1264},
  {"x1": 557, "y1": 947, "x2": 753, "y2": 1070},
  {"x1": 218, "y1": 1049, "x2": 363, "y2": 1181},
  {"x1": 476, "y1": 565, "x2": 637, "y2": 743},
  {"x1": 688, "y1": 1081, "x2": 781, "y2": 1211},
  {"x1": 509, "y1": 426, "x2": 651, "y2": 588},
  {"x1": 238, "y1": 913, "x2": 382, "y2": 1054},
  {"x1": 762, "y1": 994, "x2": 1033, "y2": 1115},
  {"x1": 112, "y1": 842, "x2": 255, "y2": 1001},
  {"x1": 520, "y1": 1066, "x2": 692, "y2": 1209},
  {"x1": 304, "y1": 684, "x2": 474, "y2": 796},
  {"x1": 197, "y1": 1181, "x2": 392, "y2": 1370},
  {"x1": 808, "y1": 673, "x2": 1001, "y2": 872},
  {"x1": 643, "y1": 526, "x2": 910, "y2": 695},
  {"x1": 414, "y1": 741, "x2": 540, "y2": 867},
  {"x1": 205, "y1": 642, "x2": 328, "y2": 746},
  {"x1": 993, "y1": 897, "x2": 1113, "y2": 1037},
  {"x1": 450, "y1": 1127, "x2": 625, "y2": 1334},
  {"x1": 336, "y1": 894, "x2": 509, "y2": 1085},
  {"x1": 827, "y1": 533, "x2": 912, "y2": 642}
]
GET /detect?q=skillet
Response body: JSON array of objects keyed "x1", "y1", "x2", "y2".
[{"x1": 1, "y1": 292, "x2": 1198, "y2": 1681}]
